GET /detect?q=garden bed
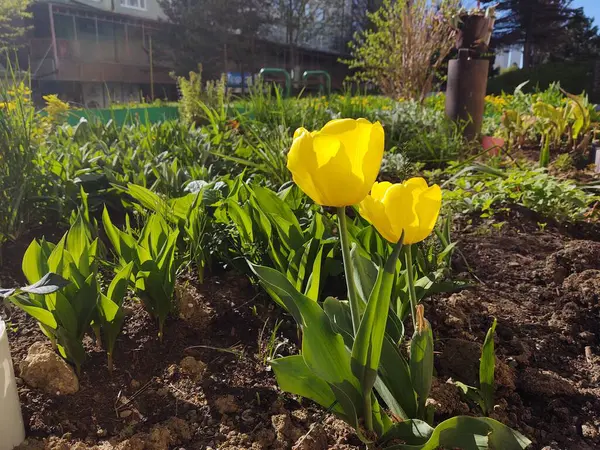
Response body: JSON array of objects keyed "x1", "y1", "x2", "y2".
[{"x1": 2, "y1": 205, "x2": 599, "y2": 450}]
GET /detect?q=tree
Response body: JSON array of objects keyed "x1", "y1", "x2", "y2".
[
  {"x1": 269, "y1": 0, "x2": 347, "y2": 70},
  {"x1": 550, "y1": 7, "x2": 600, "y2": 62},
  {"x1": 344, "y1": 0, "x2": 461, "y2": 101},
  {"x1": 0, "y1": 0, "x2": 31, "y2": 50},
  {"x1": 158, "y1": 0, "x2": 270, "y2": 77},
  {"x1": 481, "y1": 0, "x2": 575, "y2": 68}
]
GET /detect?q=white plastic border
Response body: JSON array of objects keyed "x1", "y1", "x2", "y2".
[{"x1": 0, "y1": 319, "x2": 25, "y2": 450}]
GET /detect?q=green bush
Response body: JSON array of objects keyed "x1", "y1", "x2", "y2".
[{"x1": 487, "y1": 61, "x2": 596, "y2": 100}]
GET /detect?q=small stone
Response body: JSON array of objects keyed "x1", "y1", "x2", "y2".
[
  {"x1": 180, "y1": 356, "x2": 206, "y2": 382},
  {"x1": 582, "y1": 422, "x2": 599, "y2": 439},
  {"x1": 97, "y1": 428, "x2": 108, "y2": 437},
  {"x1": 19, "y1": 342, "x2": 79, "y2": 395},
  {"x1": 271, "y1": 413, "x2": 302, "y2": 442},
  {"x1": 130, "y1": 379, "x2": 141, "y2": 389},
  {"x1": 214, "y1": 395, "x2": 239, "y2": 414}
]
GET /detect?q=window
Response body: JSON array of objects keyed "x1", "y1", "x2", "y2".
[{"x1": 120, "y1": 0, "x2": 146, "y2": 10}]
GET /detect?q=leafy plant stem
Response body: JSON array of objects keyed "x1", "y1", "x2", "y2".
[
  {"x1": 337, "y1": 207, "x2": 361, "y2": 336},
  {"x1": 405, "y1": 244, "x2": 418, "y2": 332}
]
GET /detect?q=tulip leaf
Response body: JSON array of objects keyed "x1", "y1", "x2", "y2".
[
  {"x1": 351, "y1": 239, "x2": 403, "y2": 407},
  {"x1": 382, "y1": 416, "x2": 531, "y2": 450},
  {"x1": 480, "y1": 318, "x2": 498, "y2": 415},
  {"x1": 270, "y1": 355, "x2": 346, "y2": 419},
  {"x1": 410, "y1": 315, "x2": 434, "y2": 419},
  {"x1": 350, "y1": 244, "x2": 378, "y2": 304},
  {"x1": 249, "y1": 263, "x2": 364, "y2": 429},
  {"x1": 324, "y1": 296, "x2": 416, "y2": 421}
]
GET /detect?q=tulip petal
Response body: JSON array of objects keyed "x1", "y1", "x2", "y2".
[
  {"x1": 359, "y1": 195, "x2": 396, "y2": 243},
  {"x1": 361, "y1": 122, "x2": 384, "y2": 188},
  {"x1": 287, "y1": 132, "x2": 324, "y2": 205},
  {"x1": 382, "y1": 184, "x2": 419, "y2": 243},
  {"x1": 370, "y1": 181, "x2": 392, "y2": 201},
  {"x1": 293, "y1": 127, "x2": 309, "y2": 139},
  {"x1": 312, "y1": 139, "x2": 365, "y2": 207},
  {"x1": 412, "y1": 185, "x2": 442, "y2": 244},
  {"x1": 320, "y1": 118, "x2": 357, "y2": 136}
]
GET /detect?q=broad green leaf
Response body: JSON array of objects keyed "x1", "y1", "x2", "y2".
[
  {"x1": 249, "y1": 264, "x2": 363, "y2": 427},
  {"x1": 8, "y1": 298, "x2": 58, "y2": 329},
  {"x1": 351, "y1": 239, "x2": 403, "y2": 406},
  {"x1": 271, "y1": 355, "x2": 346, "y2": 418},
  {"x1": 304, "y1": 243, "x2": 325, "y2": 301},
  {"x1": 324, "y1": 297, "x2": 416, "y2": 420},
  {"x1": 383, "y1": 416, "x2": 531, "y2": 450},
  {"x1": 376, "y1": 336, "x2": 416, "y2": 420},
  {"x1": 350, "y1": 244, "x2": 378, "y2": 304},
  {"x1": 107, "y1": 262, "x2": 134, "y2": 305},
  {"x1": 127, "y1": 183, "x2": 168, "y2": 213},
  {"x1": 480, "y1": 318, "x2": 497, "y2": 415},
  {"x1": 22, "y1": 240, "x2": 48, "y2": 285}
]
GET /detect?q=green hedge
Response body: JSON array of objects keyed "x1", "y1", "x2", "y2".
[{"x1": 487, "y1": 60, "x2": 597, "y2": 99}]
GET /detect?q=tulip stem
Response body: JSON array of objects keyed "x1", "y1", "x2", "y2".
[
  {"x1": 337, "y1": 207, "x2": 361, "y2": 336},
  {"x1": 405, "y1": 244, "x2": 418, "y2": 333}
]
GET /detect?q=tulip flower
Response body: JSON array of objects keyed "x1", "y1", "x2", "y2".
[
  {"x1": 359, "y1": 178, "x2": 442, "y2": 245},
  {"x1": 287, "y1": 118, "x2": 384, "y2": 207}
]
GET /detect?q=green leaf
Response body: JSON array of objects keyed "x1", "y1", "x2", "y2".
[
  {"x1": 383, "y1": 416, "x2": 531, "y2": 450},
  {"x1": 350, "y1": 244, "x2": 378, "y2": 304},
  {"x1": 22, "y1": 240, "x2": 48, "y2": 285},
  {"x1": 410, "y1": 315, "x2": 434, "y2": 419},
  {"x1": 271, "y1": 355, "x2": 346, "y2": 419},
  {"x1": 0, "y1": 273, "x2": 69, "y2": 298},
  {"x1": 480, "y1": 318, "x2": 497, "y2": 415},
  {"x1": 8, "y1": 297, "x2": 58, "y2": 329},
  {"x1": 351, "y1": 239, "x2": 403, "y2": 404},
  {"x1": 107, "y1": 262, "x2": 134, "y2": 305},
  {"x1": 249, "y1": 263, "x2": 364, "y2": 428}
]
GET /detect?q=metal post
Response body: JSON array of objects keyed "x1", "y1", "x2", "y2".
[
  {"x1": 49, "y1": 3, "x2": 59, "y2": 70},
  {"x1": 445, "y1": 49, "x2": 489, "y2": 140},
  {"x1": 149, "y1": 33, "x2": 154, "y2": 100}
]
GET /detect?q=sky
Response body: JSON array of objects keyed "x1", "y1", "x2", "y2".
[
  {"x1": 572, "y1": 0, "x2": 600, "y2": 24},
  {"x1": 463, "y1": 1, "x2": 600, "y2": 24}
]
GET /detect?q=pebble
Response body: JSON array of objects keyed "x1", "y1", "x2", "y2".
[{"x1": 582, "y1": 422, "x2": 599, "y2": 439}]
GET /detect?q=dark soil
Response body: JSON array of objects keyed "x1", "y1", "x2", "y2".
[{"x1": 1, "y1": 205, "x2": 600, "y2": 449}]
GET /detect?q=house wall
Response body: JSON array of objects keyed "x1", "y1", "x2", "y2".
[{"x1": 35, "y1": 0, "x2": 166, "y2": 21}]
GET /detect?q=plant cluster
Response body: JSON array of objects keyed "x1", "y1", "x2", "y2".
[{"x1": 251, "y1": 118, "x2": 530, "y2": 449}]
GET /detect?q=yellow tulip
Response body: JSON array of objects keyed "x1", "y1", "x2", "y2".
[
  {"x1": 359, "y1": 178, "x2": 442, "y2": 244},
  {"x1": 287, "y1": 118, "x2": 384, "y2": 207}
]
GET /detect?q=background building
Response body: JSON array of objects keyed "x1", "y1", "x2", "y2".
[{"x1": 30, "y1": 0, "x2": 175, "y2": 108}]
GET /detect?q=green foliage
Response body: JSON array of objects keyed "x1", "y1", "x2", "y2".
[
  {"x1": 175, "y1": 66, "x2": 230, "y2": 126},
  {"x1": 251, "y1": 241, "x2": 529, "y2": 448},
  {"x1": 214, "y1": 178, "x2": 336, "y2": 306},
  {"x1": 487, "y1": 61, "x2": 596, "y2": 101},
  {"x1": 97, "y1": 262, "x2": 134, "y2": 372},
  {"x1": 344, "y1": 0, "x2": 460, "y2": 101},
  {"x1": 0, "y1": 273, "x2": 69, "y2": 299},
  {"x1": 0, "y1": 71, "x2": 49, "y2": 254},
  {"x1": 17, "y1": 216, "x2": 100, "y2": 372},
  {"x1": 103, "y1": 209, "x2": 181, "y2": 341},
  {"x1": 0, "y1": 1, "x2": 32, "y2": 49},
  {"x1": 442, "y1": 165, "x2": 597, "y2": 222}
]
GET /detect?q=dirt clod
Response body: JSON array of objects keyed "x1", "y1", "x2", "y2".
[
  {"x1": 19, "y1": 342, "x2": 79, "y2": 395},
  {"x1": 214, "y1": 395, "x2": 239, "y2": 415},
  {"x1": 179, "y1": 356, "x2": 206, "y2": 381}
]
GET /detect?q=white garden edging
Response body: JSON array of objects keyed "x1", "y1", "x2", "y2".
[{"x1": 0, "y1": 319, "x2": 25, "y2": 450}]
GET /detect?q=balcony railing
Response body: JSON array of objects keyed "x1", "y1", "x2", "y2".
[{"x1": 31, "y1": 38, "x2": 171, "y2": 67}]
